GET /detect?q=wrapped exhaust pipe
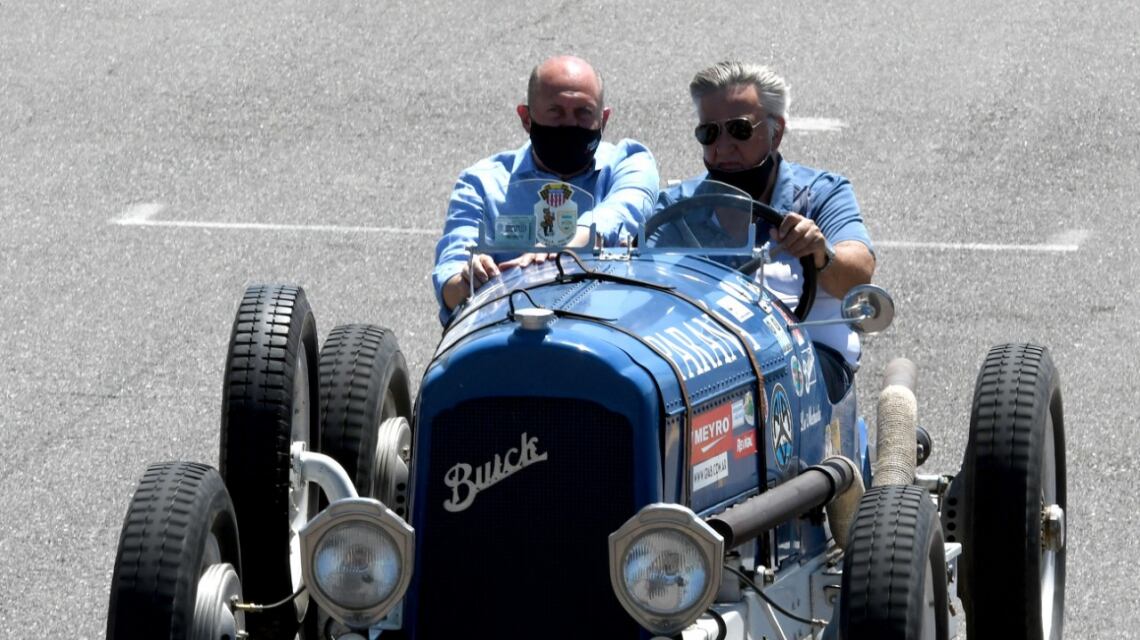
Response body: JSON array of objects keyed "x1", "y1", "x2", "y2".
[{"x1": 873, "y1": 358, "x2": 918, "y2": 487}]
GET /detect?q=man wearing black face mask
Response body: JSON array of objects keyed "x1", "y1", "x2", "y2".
[
  {"x1": 433, "y1": 55, "x2": 659, "y2": 321},
  {"x1": 656, "y1": 62, "x2": 875, "y2": 401}
]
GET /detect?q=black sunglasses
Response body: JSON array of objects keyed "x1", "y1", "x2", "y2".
[{"x1": 694, "y1": 117, "x2": 766, "y2": 146}]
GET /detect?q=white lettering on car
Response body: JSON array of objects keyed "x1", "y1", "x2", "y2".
[{"x1": 443, "y1": 432, "x2": 549, "y2": 513}]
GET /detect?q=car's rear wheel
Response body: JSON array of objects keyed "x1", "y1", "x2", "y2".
[
  {"x1": 107, "y1": 461, "x2": 243, "y2": 640},
  {"x1": 219, "y1": 284, "x2": 321, "y2": 637},
  {"x1": 319, "y1": 324, "x2": 413, "y2": 517},
  {"x1": 961, "y1": 343, "x2": 1066, "y2": 639},
  {"x1": 839, "y1": 484, "x2": 949, "y2": 640}
]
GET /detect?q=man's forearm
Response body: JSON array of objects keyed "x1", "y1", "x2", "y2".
[{"x1": 819, "y1": 241, "x2": 875, "y2": 298}]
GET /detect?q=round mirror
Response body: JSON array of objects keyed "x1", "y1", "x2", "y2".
[{"x1": 842, "y1": 284, "x2": 895, "y2": 335}]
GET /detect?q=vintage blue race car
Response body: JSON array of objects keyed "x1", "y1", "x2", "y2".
[{"x1": 106, "y1": 179, "x2": 1067, "y2": 640}]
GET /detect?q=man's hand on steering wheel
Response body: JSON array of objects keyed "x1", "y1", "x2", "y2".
[{"x1": 772, "y1": 212, "x2": 829, "y2": 269}]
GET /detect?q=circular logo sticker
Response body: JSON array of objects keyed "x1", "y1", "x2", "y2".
[
  {"x1": 790, "y1": 356, "x2": 803, "y2": 397},
  {"x1": 769, "y1": 384, "x2": 793, "y2": 470}
]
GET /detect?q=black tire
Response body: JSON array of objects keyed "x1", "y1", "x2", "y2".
[
  {"x1": 219, "y1": 284, "x2": 320, "y2": 637},
  {"x1": 840, "y1": 485, "x2": 949, "y2": 640},
  {"x1": 107, "y1": 461, "x2": 242, "y2": 640},
  {"x1": 961, "y1": 343, "x2": 1066, "y2": 639},
  {"x1": 319, "y1": 324, "x2": 412, "y2": 507}
]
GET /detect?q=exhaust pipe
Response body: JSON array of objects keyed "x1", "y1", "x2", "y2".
[
  {"x1": 707, "y1": 456, "x2": 858, "y2": 548},
  {"x1": 874, "y1": 358, "x2": 918, "y2": 487}
]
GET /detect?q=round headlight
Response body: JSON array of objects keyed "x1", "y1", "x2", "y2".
[
  {"x1": 608, "y1": 503, "x2": 723, "y2": 636},
  {"x1": 622, "y1": 529, "x2": 709, "y2": 614},
  {"x1": 314, "y1": 521, "x2": 401, "y2": 609},
  {"x1": 299, "y1": 498, "x2": 414, "y2": 629}
]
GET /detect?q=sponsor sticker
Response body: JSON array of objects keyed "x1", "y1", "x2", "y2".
[
  {"x1": 535, "y1": 182, "x2": 578, "y2": 246},
  {"x1": 801, "y1": 344, "x2": 818, "y2": 395},
  {"x1": 757, "y1": 294, "x2": 773, "y2": 313},
  {"x1": 743, "y1": 391, "x2": 756, "y2": 426},
  {"x1": 800, "y1": 404, "x2": 823, "y2": 431},
  {"x1": 791, "y1": 326, "x2": 806, "y2": 346},
  {"x1": 692, "y1": 452, "x2": 730, "y2": 491},
  {"x1": 495, "y1": 215, "x2": 535, "y2": 245},
  {"x1": 825, "y1": 418, "x2": 842, "y2": 458},
  {"x1": 691, "y1": 404, "x2": 734, "y2": 463},
  {"x1": 734, "y1": 429, "x2": 758, "y2": 458},
  {"x1": 764, "y1": 315, "x2": 794, "y2": 355},
  {"x1": 732, "y1": 399, "x2": 745, "y2": 428},
  {"x1": 769, "y1": 384, "x2": 794, "y2": 470},
  {"x1": 716, "y1": 295, "x2": 754, "y2": 323},
  {"x1": 790, "y1": 355, "x2": 803, "y2": 397}
]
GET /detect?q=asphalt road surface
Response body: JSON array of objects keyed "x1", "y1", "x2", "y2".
[{"x1": 2, "y1": 1, "x2": 1137, "y2": 637}]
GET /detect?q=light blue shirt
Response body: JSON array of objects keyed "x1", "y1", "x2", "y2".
[
  {"x1": 432, "y1": 139, "x2": 659, "y2": 324},
  {"x1": 656, "y1": 157, "x2": 873, "y2": 365}
]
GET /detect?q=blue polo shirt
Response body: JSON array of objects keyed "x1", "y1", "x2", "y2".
[
  {"x1": 657, "y1": 157, "x2": 873, "y2": 365},
  {"x1": 432, "y1": 139, "x2": 659, "y2": 324}
]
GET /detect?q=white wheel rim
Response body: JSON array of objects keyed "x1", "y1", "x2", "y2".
[
  {"x1": 191, "y1": 563, "x2": 244, "y2": 640},
  {"x1": 289, "y1": 347, "x2": 312, "y2": 620},
  {"x1": 920, "y1": 552, "x2": 938, "y2": 640},
  {"x1": 1040, "y1": 410, "x2": 1058, "y2": 637}
]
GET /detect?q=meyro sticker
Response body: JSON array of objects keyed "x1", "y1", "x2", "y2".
[{"x1": 691, "y1": 404, "x2": 733, "y2": 464}]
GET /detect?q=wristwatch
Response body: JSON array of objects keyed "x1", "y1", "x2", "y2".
[{"x1": 818, "y1": 240, "x2": 836, "y2": 273}]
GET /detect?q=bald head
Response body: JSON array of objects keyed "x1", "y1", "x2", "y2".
[{"x1": 526, "y1": 55, "x2": 605, "y2": 110}]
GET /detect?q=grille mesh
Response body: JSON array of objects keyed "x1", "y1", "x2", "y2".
[{"x1": 414, "y1": 397, "x2": 639, "y2": 639}]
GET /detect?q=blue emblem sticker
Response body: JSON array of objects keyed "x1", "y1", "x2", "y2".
[{"x1": 770, "y1": 384, "x2": 793, "y2": 470}]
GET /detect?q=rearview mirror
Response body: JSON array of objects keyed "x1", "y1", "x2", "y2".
[{"x1": 842, "y1": 285, "x2": 895, "y2": 335}]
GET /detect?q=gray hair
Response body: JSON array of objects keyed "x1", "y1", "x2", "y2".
[{"x1": 689, "y1": 61, "x2": 789, "y2": 136}]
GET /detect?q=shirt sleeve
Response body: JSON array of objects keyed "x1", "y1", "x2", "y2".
[
  {"x1": 576, "y1": 140, "x2": 659, "y2": 245},
  {"x1": 807, "y1": 173, "x2": 874, "y2": 255},
  {"x1": 431, "y1": 172, "x2": 486, "y2": 322}
]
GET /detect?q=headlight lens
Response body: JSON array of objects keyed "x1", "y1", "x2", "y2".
[
  {"x1": 608, "y1": 503, "x2": 723, "y2": 636},
  {"x1": 299, "y1": 497, "x2": 415, "y2": 629},
  {"x1": 314, "y1": 522, "x2": 401, "y2": 609},
  {"x1": 622, "y1": 529, "x2": 709, "y2": 614}
]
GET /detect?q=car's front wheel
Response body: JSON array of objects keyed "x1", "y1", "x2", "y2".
[
  {"x1": 107, "y1": 461, "x2": 243, "y2": 640},
  {"x1": 839, "y1": 484, "x2": 949, "y2": 640}
]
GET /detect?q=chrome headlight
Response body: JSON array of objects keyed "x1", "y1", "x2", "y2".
[
  {"x1": 299, "y1": 498, "x2": 414, "y2": 629},
  {"x1": 608, "y1": 503, "x2": 723, "y2": 635}
]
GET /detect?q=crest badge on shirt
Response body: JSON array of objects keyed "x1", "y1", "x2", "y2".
[{"x1": 535, "y1": 182, "x2": 578, "y2": 247}]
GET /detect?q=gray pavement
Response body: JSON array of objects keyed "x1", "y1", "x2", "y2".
[{"x1": 2, "y1": 1, "x2": 1138, "y2": 637}]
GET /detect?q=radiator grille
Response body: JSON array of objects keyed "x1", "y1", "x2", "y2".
[{"x1": 412, "y1": 397, "x2": 639, "y2": 639}]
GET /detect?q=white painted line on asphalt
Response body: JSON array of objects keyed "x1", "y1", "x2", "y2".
[
  {"x1": 112, "y1": 203, "x2": 437, "y2": 235},
  {"x1": 875, "y1": 240, "x2": 1080, "y2": 253},
  {"x1": 788, "y1": 117, "x2": 846, "y2": 132},
  {"x1": 117, "y1": 202, "x2": 165, "y2": 224},
  {"x1": 112, "y1": 204, "x2": 1086, "y2": 252}
]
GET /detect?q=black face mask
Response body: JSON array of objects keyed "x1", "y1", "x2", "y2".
[
  {"x1": 705, "y1": 153, "x2": 778, "y2": 201},
  {"x1": 529, "y1": 121, "x2": 603, "y2": 176}
]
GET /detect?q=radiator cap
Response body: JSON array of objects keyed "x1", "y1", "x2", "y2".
[{"x1": 515, "y1": 307, "x2": 555, "y2": 331}]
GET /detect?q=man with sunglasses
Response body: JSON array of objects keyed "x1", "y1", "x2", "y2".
[
  {"x1": 432, "y1": 55, "x2": 659, "y2": 323},
  {"x1": 657, "y1": 61, "x2": 875, "y2": 401}
]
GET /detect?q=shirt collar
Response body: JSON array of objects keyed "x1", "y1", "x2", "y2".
[{"x1": 769, "y1": 154, "x2": 799, "y2": 212}]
